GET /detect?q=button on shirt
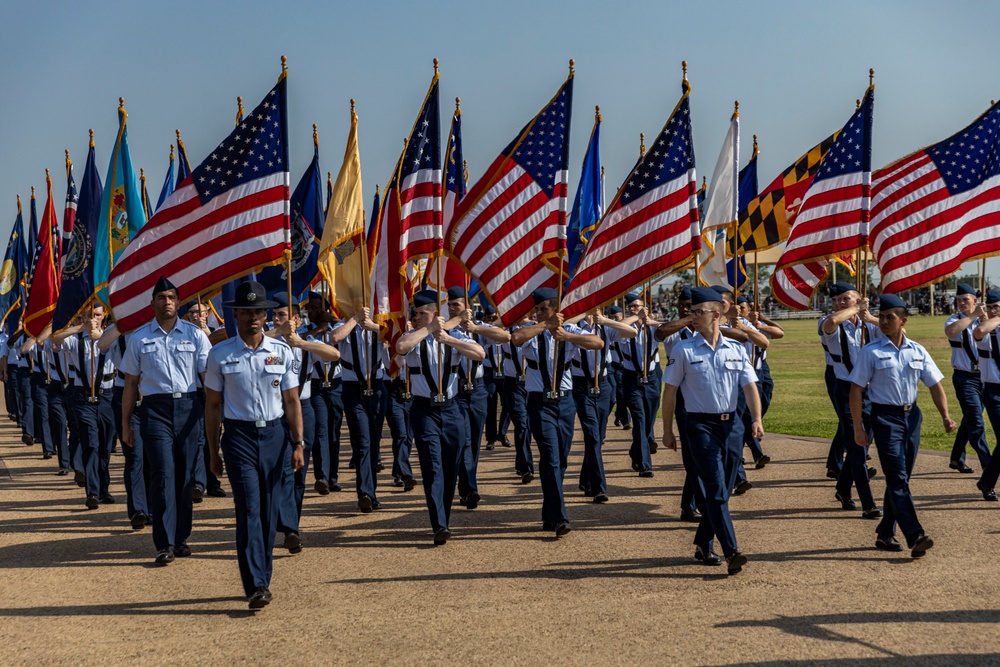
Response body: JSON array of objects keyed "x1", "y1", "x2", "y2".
[
  {"x1": 332, "y1": 323, "x2": 386, "y2": 382},
  {"x1": 848, "y1": 335, "x2": 944, "y2": 405},
  {"x1": 58, "y1": 333, "x2": 116, "y2": 390},
  {"x1": 118, "y1": 320, "x2": 211, "y2": 396},
  {"x1": 976, "y1": 330, "x2": 1000, "y2": 385},
  {"x1": 822, "y1": 316, "x2": 881, "y2": 382},
  {"x1": 520, "y1": 324, "x2": 585, "y2": 393},
  {"x1": 945, "y1": 313, "x2": 980, "y2": 373},
  {"x1": 204, "y1": 335, "x2": 297, "y2": 421},
  {"x1": 404, "y1": 331, "x2": 468, "y2": 399},
  {"x1": 662, "y1": 333, "x2": 758, "y2": 414}
]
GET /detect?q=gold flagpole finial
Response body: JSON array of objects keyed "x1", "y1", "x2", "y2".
[
  {"x1": 375, "y1": 183, "x2": 380, "y2": 196},
  {"x1": 569, "y1": 59, "x2": 575, "y2": 76},
  {"x1": 176, "y1": 129, "x2": 182, "y2": 142},
  {"x1": 89, "y1": 129, "x2": 94, "y2": 148},
  {"x1": 65, "y1": 149, "x2": 72, "y2": 176},
  {"x1": 463, "y1": 159, "x2": 469, "y2": 183},
  {"x1": 140, "y1": 167, "x2": 146, "y2": 182},
  {"x1": 433, "y1": 58, "x2": 439, "y2": 75},
  {"x1": 869, "y1": 68, "x2": 875, "y2": 87},
  {"x1": 350, "y1": 98, "x2": 356, "y2": 116},
  {"x1": 455, "y1": 97, "x2": 461, "y2": 112},
  {"x1": 170, "y1": 143, "x2": 175, "y2": 160},
  {"x1": 16, "y1": 194, "x2": 20, "y2": 211},
  {"x1": 119, "y1": 97, "x2": 125, "y2": 111},
  {"x1": 753, "y1": 134, "x2": 759, "y2": 156},
  {"x1": 639, "y1": 133, "x2": 646, "y2": 159},
  {"x1": 327, "y1": 171, "x2": 332, "y2": 183},
  {"x1": 236, "y1": 97, "x2": 244, "y2": 126},
  {"x1": 856, "y1": 98, "x2": 861, "y2": 110},
  {"x1": 281, "y1": 55, "x2": 287, "y2": 72},
  {"x1": 733, "y1": 100, "x2": 740, "y2": 119},
  {"x1": 45, "y1": 168, "x2": 50, "y2": 182},
  {"x1": 31, "y1": 186, "x2": 35, "y2": 199},
  {"x1": 313, "y1": 124, "x2": 319, "y2": 148},
  {"x1": 702, "y1": 175, "x2": 707, "y2": 189},
  {"x1": 682, "y1": 61, "x2": 688, "y2": 80},
  {"x1": 595, "y1": 105, "x2": 601, "y2": 122}
]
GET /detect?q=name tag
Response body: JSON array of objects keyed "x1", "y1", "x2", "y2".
[
  {"x1": 908, "y1": 360, "x2": 924, "y2": 370},
  {"x1": 725, "y1": 358, "x2": 742, "y2": 370},
  {"x1": 875, "y1": 358, "x2": 895, "y2": 370},
  {"x1": 221, "y1": 364, "x2": 241, "y2": 375},
  {"x1": 176, "y1": 341, "x2": 196, "y2": 352}
]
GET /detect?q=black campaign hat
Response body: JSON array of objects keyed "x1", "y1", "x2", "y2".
[{"x1": 222, "y1": 281, "x2": 279, "y2": 309}]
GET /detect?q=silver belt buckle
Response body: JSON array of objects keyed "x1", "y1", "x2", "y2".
[
  {"x1": 322, "y1": 381, "x2": 331, "y2": 389},
  {"x1": 588, "y1": 386, "x2": 601, "y2": 397},
  {"x1": 636, "y1": 374, "x2": 649, "y2": 385},
  {"x1": 172, "y1": 392, "x2": 182, "y2": 399},
  {"x1": 255, "y1": 420, "x2": 267, "y2": 428},
  {"x1": 87, "y1": 396, "x2": 99, "y2": 404},
  {"x1": 902, "y1": 404, "x2": 912, "y2": 412},
  {"x1": 720, "y1": 413, "x2": 730, "y2": 421},
  {"x1": 432, "y1": 394, "x2": 447, "y2": 404}
]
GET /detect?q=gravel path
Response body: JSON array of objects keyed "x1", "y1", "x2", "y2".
[{"x1": 3, "y1": 416, "x2": 1000, "y2": 666}]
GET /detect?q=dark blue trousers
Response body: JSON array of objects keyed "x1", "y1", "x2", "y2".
[
  {"x1": 758, "y1": 359, "x2": 774, "y2": 416},
  {"x1": 688, "y1": 412, "x2": 740, "y2": 557},
  {"x1": 113, "y1": 386, "x2": 149, "y2": 520},
  {"x1": 676, "y1": 391, "x2": 702, "y2": 515},
  {"x1": 341, "y1": 380, "x2": 386, "y2": 501},
  {"x1": 976, "y1": 383, "x2": 1000, "y2": 490},
  {"x1": 611, "y1": 363, "x2": 629, "y2": 426},
  {"x1": 46, "y1": 383, "x2": 71, "y2": 470},
  {"x1": 277, "y1": 400, "x2": 315, "y2": 534},
  {"x1": 140, "y1": 395, "x2": 201, "y2": 551},
  {"x1": 503, "y1": 377, "x2": 534, "y2": 475},
  {"x1": 72, "y1": 387, "x2": 114, "y2": 499},
  {"x1": 870, "y1": 404, "x2": 924, "y2": 546},
  {"x1": 457, "y1": 383, "x2": 487, "y2": 498},
  {"x1": 386, "y1": 379, "x2": 413, "y2": 481},
  {"x1": 834, "y1": 379, "x2": 876, "y2": 510},
  {"x1": 623, "y1": 370, "x2": 656, "y2": 472},
  {"x1": 483, "y1": 368, "x2": 508, "y2": 445},
  {"x1": 950, "y1": 370, "x2": 990, "y2": 469},
  {"x1": 411, "y1": 397, "x2": 463, "y2": 533},
  {"x1": 527, "y1": 392, "x2": 575, "y2": 527},
  {"x1": 15, "y1": 367, "x2": 34, "y2": 441},
  {"x1": 574, "y1": 377, "x2": 610, "y2": 495},
  {"x1": 67, "y1": 397, "x2": 83, "y2": 474},
  {"x1": 825, "y1": 365, "x2": 846, "y2": 475},
  {"x1": 4, "y1": 373, "x2": 18, "y2": 423},
  {"x1": 310, "y1": 378, "x2": 343, "y2": 484},
  {"x1": 30, "y1": 373, "x2": 52, "y2": 453},
  {"x1": 222, "y1": 419, "x2": 287, "y2": 597}
]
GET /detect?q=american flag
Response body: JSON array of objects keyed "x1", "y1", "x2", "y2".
[
  {"x1": 426, "y1": 103, "x2": 468, "y2": 290},
  {"x1": 62, "y1": 151, "x2": 77, "y2": 270},
  {"x1": 871, "y1": 101, "x2": 1000, "y2": 292},
  {"x1": 108, "y1": 75, "x2": 290, "y2": 333},
  {"x1": 447, "y1": 72, "x2": 573, "y2": 326},
  {"x1": 562, "y1": 89, "x2": 698, "y2": 317},
  {"x1": 776, "y1": 85, "x2": 874, "y2": 271}
]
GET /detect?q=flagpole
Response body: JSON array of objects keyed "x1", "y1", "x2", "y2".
[
  {"x1": 642, "y1": 281, "x2": 650, "y2": 385},
  {"x1": 731, "y1": 102, "x2": 741, "y2": 300},
  {"x1": 982, "y1": 257, "x2": 988, "y2": 295}
]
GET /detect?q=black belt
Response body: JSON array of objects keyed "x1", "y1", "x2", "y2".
[
  {"x1": 412, "y1": 395, "x2": 454, "y2": 409},
  {"x1": 72, "y1": 386, "x2": 111, "y2": 395},
  {"x1": 687, "y1": 411, "x2": 735, "y2": 422},
  {"x1": 224, "y1": 418, "x2": 281, "y2": 429},
  {"x1": 310, "y1": 378, "x2": 340, "y2": 390},
  {"x1": 953, "y1": 369, "x2": 981, "y2": 378},
  {"x1": 143, "y1": 391, "x2": 198, "y2": 402},
  {"x1": 985, "y1": 382, "x2": 1000, "y2": 390},
  {"x1": 871, "y1": 402, "x2": 914, "y2": 413}
]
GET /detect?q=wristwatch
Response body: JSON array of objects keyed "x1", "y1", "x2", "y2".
[{"x1": 292, "y1": 441, "x2": 305, "y2": 448}]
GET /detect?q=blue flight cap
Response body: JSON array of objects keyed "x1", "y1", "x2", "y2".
[
  {"x1": 532, "y1": 288, "x2": 558, "y2": 304},
  {"x1": 987, "y1": 290, "x2": 1000, "y2": 305},
  {"x1": 691, "y1": 287, "x2": 723, "y2": 305},
  {"x1": 478, "y1": 293, "x2": 495, "y2": 315},
  {"x1": 956, "y1": 283, "x2": 977, "y2": 296},
  {"x1": 271, "y1": 292, "x2": 290, "y2": 308},
  {"x1": 878, "y1": 293, "x2": 907, "y2": 310},
  {"x1": 608, "y1": 305, "x2": 623, "y2": 315},
  {"x1": 447, "y1": 286, "x2": 465, "y2": 301},
  {"x1": 829, "y1": 281, "x2": 857, "y2": 297},
  {"x1": 152, "y1": 275, "x2": 177, "y2": 298},
  {"x1": 678, "y1": 286, "x2": 692, "y2": 301},
  {"x1": 307, "y1": 290, "x2": 323, "y2": 301},
  {"x1": 624, "y1": 292, "x2": 641, "y2": 303},
  {"x1": 736, "y1": 295, "x2": 751, "y2": 305},
  {"x1": 412, "y1": 289, "x2": 438, "y2": 308}
]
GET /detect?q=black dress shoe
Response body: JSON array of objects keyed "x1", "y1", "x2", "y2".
[
  {"x1": 875, "y1": 536, "x2": 903, "y2": 552},
  {"x1": 248, "y1": 587, "x2": 272, "y2": 610},
  {"x1": 638, "y1": 470, "x2": 654, "y2": 478},
  {"x1": 866, "y1": 454, "x2": 872, "y2": 461},
  {"x1": 57, "y1": 468, "x2": 69, "y2": 476},
  {"x1": 329, "y1": 481, "x2": 343, "y2": 492},
  {"x1": 358, "y1": 495, "x2": 373, "y2": 513},
  {"x1": 99, "y1": 494, "x2": 115, "y2": 504},
  {"x1": 950, "y1": 460, "x2": 974, "y2": 473},
  {"x1": 695, "y1": 545, "x2": 723, "y2": 566},
  {"x1": 403, "y1": 476, "x2": 417, "y2": 492},
  {"x1": 755, "y1": 454, "x2": 771, "y2": 469},
  {"x1": 206, "y1": 487, "x2": 227, "y2": 498},
  {"x1": 726, "y1": 551, "x2": 748, "y2": 575},
  {"x1": 314, "y1": 478, "x2": 330, "y2": 495},
  {"x1": 393, "y1": 476, "x2": 403, "y2": 487},
  {"x1": 554, "y1": 521, "x2": 572, "y2": 537},
  {"x1": 283, "y1": 532, "x2": 302, "y2": 554},
  {"x1": 85, "y1": 496, "x2": 99, "y2": 510},
  {"x1": 733, "y1": 480, "x2": 753, "y2": 495},
  {"x1": 593, "y1": 493, "x2": 609, "y2": 504},
  {"x1": 826, "y1": 469, "x2": 839, "y2": 480},
  {"x1": 977, "y1": 480, "x2": 998, "y2": 501},
  {"x1": 521, "y1": 472, "x2": 534, "y2": 484},
  {"x1": 622, "y1": 422, "x2": 631, "y2": 430},
  {"x1": 130, "y1": 512, "x2": 148, "y2": 530},
  {"x1": 155, "y1": 548, "x2": 175, "y2": 565},
  {"x1": 370, "y1": 499, "x2": 383, "y2": 511},
  {"x1": 192, "y1": 487, "x2": 204, "y2": 503},
  {"x1": 911, "y1": 533, "x2": 934, "y2": 558},
  {"x1": 465, "y1": 491, "x2": 480, "y2": 510},
  {"x1": 21, "y1": 433, "x2": 32, "y2": 445},
  {"x1": 614, "y1": 418, "x2": 621, "y2": 427},
  {"x1": 74, "y1": 471, "x2": 86, "y2": 487},
  {"x1": 862, "y1": 506, "x2": 883, "y2": 519},
  {"x1": 376, "y1": 461, "x2": 386, "y2": 472},
  {"x1": 485, "y1": 441, "x2": 495, "y2": 451},
  {"x1": 434, "y1": 528, "x2": 451, "y2": 545},
  {"x1": 650, "y1": 442, "x2": 658, "y2": 454},
  {"x1": 43, "y1": 452, "x2": 53, "y2": 460},
  {"x1": 173, "y1": 542, "x2": 192, "y2": 558},
  {"x1": 499, "y1": 437, "x2": 512, "y2": 448},
  {"x1": 680, "y1": 509, "x2": 701, "y2": 523},
  {"x1": 867, "y1": 467, "x2": 877, "y2": 479},
  {"x1": 835, "y1": 491, "x2": 857, "y2": 511}
]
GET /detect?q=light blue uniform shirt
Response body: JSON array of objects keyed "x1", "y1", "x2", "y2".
[
  {"x1": 976, "y1": 330, "x2": 1000, "y2": 385},
  {"x1": 205, "y1": 335, "x2": 297, "y2": 421},
  {"x1": 570, "y1": 321, "x2": 619, "y2": 380},
  {"x1": 58, "y1": 332, "x2": 116, "y2": 390},
  {"x1": 849, "y1": 335, "x2": 944, "y2": 405},
  {"x1": 457, "y1": 322, "x2": 491, "y2": 382},
  {"x1": 332, "y1": 322, "x2": 386, "y2": 382},
  {"x1": 46, "y1": 340, "x2": 71, "y2": 387},
  {"x1": 818, "y1": 317, "x2": 833, "y2": 366},
  {"x1": 502, "y1": 324, "x2": 525, "y2": 379},
  {"x1": 821, "y1": 315, "x2": 881, "y2": 382},
  {"x1": 118, "y1": 319, "x2": 211, "y2": 396},
  {"x1": 945, "y1": 313, "x2": 980, "y2": 373},
  {"x1": 307, "y1": 328, "x2": 342, "y2": 381},
  {"x1": 520, "y1": 324, "x2": 586, "y2": 393},
  {"x1": 619, "y1": 324, "x2": 660, "y2": 373},
  {"x1": 404, "y1": 331, "x2": 470, "y2": 399},
  {"x1": 662, "y1": 332, "x2": 758, "y2": 414},
  {"x1": 661, "y1": 326, "x2": 694, "y2": 358}
]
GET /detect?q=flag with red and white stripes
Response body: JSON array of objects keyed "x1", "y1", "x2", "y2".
[
  {"x1": 446, "y1": 72, "x2": 573, "y2": 326},
  {"x1": 61, "y1": 154, "x2": 77, "y2": 270},
  {"x1": 562, "y1": 83, "x2": 698, "y2": 316},
  {"x1": 776, "y1": 85, "x2": 874, "y2": 271},
  {"x1": 871, "y1": 101, "x2": 1000, "y2": 292},
  {"x1": 771, "y1": 255, "x2": 857, "y2": 310},
  {"x1": 108, "y1": 75, "x2": 290, "y2": 333},
  {"x1": 425, "y1": 103, "x2": 468, "y2": 291}
]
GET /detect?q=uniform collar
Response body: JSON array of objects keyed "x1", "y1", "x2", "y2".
[
  {"x1": 691, "y1": 329, "x2": 731, "y2": 351},
  {"x1": 877, "y1": 333, "x2": 912, "y2": 352},
  {"x1": 234, "y1": 334, "x2": 278, "y2": 354}
]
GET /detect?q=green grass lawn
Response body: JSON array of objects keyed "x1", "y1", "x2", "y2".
[{"x1": 764, "y1": 315, "x2": 987, "y2": 453}]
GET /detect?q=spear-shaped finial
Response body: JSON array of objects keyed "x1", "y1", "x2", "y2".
[
  {"x1": 433, "y1": 58, "x2": 439, "y2": 75},
  {"x1": 595, "y1": 105, "x2": 601, "y2": 122},
  {"x1": 639, "y1": 133, "x2": 646, "y2": 158},
  {"x1": 89, "y1": 129, "x2": 94, "y2": 148},
  {"x1": 313, "y1": 123, "x2": 319, "y2": 147},
  {"x1": 569, "y1": 59, "x2": 575, "y2": 75}
]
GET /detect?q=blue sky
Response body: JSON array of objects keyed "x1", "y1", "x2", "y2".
[{"x1": 2, "y1": 0, "x2": 998, "y2": 280}]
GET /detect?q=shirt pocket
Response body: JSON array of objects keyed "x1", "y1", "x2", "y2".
[
  {"x1": 688, "y1": 361, "x2": 709, "y2": 373},
  {"x1": 174, "y1": 340, "x2": 196, "y2": 354},
  {"x1": 873, "y1": 353, "x2": 896, "y2": 370},
  {"x1": 220, "y1": 362, "x2": 241, "y2": 375},
  {"x1": 263, "y1": 364, "x2": 286, "y2": 375}
]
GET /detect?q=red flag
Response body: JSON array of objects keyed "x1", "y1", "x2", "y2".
[{"x1": 23, "y1": 173, "x2": 60, "y2": 337}]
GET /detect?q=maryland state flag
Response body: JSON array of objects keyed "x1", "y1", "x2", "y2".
[
  {"x1": 23, "y1": 172, "x2": 60, "y2": 337},
  {"x1": 733, "y1": 131, "x2": 838, "y2": 252}
]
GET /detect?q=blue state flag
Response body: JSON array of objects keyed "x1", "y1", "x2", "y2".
[
  {"x1": 53, "y1": 141, "x2": 103, "y2": 331},
  {"x1": 0, "y1": 199, "x2": 27, "y2": 327},
  {"x1": 155, "y1": 144, "x2": 175, "y2": 213},
  {"x1": 566, "y1": 111, "x2": 603, "y2": 281},
  {"x1": 94, "y1": 102, "x2": 147, "y2": 308},
  {"x1": 258, "y1": 135, "x2": 323, "y2": 300},
  {"x1": 726, "y1": 149, "x2": 760, "y2": 289},
  {"x1": 26, "y1": 190, "x2": 39, "y2": 284}
]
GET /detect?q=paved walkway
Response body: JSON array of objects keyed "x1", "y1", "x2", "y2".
[{"x1": 2, "y1": 416, "x2": 1000, "y2": 666}]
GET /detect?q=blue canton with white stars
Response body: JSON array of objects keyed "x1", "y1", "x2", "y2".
[
  {"x1": 814, "y1": 87, "x2": 873, "y2": 182},
  {"x1": 618, "y1": 97, "x2": 694, "y2": 206},
  {"x1": 927, "y1": 103, "x2": 1000, "y2": 196},
  {"x1": 506, "y1": 80, "x2": 573, "y2": 197},
  {"x1": 446, "y1": 111, "x2": 465, "y2": 199},
  {"x1": 192, "y1": 78, "x2": 288, "y2": 204},
  {"x1": 400, "y1": 79, "x2": 441, "y2": 182}
]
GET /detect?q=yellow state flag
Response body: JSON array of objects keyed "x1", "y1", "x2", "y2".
[{"x1": 318, "y1": 106, "x2": 367, "y2": 318}]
